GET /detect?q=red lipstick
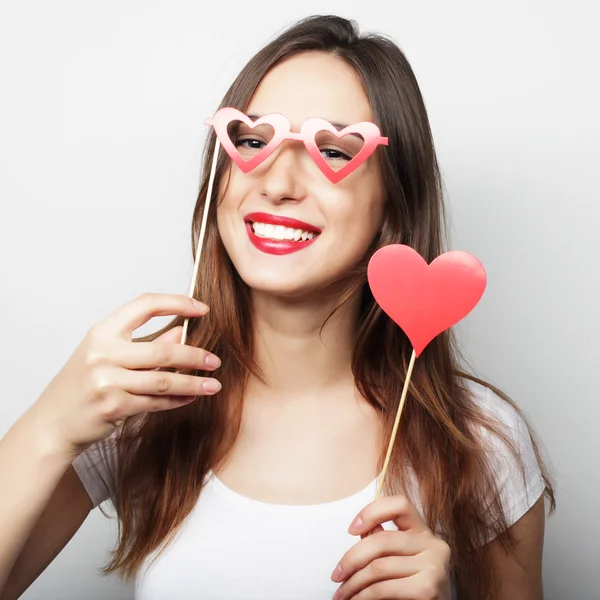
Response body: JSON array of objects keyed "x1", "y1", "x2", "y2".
[
  {"x1": 244, "y1": 212, "x2": 321, "y2": 256},
  {"x1": 244, "y1": 212, "x2": 322, "y2": 233}
]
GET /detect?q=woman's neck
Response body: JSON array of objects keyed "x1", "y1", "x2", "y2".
[{"x1": 247, "y1": 289, "x2": 360, "y2": 398}]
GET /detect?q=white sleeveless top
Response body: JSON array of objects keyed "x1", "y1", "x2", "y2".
[{"x1": 72, "y1": 380, "x2": 545, "y2": 599}]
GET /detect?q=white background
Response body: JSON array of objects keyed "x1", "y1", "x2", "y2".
[{"x1": 1, "y1": 1, "x2": 598, "y2": 599}]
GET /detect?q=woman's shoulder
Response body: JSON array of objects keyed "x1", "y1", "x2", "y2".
[{"x1": 460, "y1": 376, "x2": 547, "y2": 528}]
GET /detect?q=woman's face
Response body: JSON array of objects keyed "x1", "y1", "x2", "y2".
[{"x1": 216, "y1": 52, "x2": 386, "y2": 299}]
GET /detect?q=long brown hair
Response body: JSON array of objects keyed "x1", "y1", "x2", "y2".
[{"x1": 105, "y1": 15, "x2": 555, "y2": 598}]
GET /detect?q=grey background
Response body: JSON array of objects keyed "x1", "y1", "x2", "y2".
[{"x1": 0, "y1": 1, "x2": 598, "y2": 598}]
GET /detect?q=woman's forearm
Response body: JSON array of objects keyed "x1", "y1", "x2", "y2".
[{"x1": 0, "y1": 408, "x2": 73, "y2": 591}]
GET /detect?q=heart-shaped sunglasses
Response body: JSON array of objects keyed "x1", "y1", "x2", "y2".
[{"x1": 204, "y1": 107, "x2": 388, "y2": 184}]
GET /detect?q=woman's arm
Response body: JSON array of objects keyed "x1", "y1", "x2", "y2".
[
  {"x1": 460, "y1": 496, "x2": 546, "y2": 600},
  {"x1": 0, "y1": 412, "x2": 92, "y2": 599},
  {"x1": 0, "y1": 464, "x2": 92, "y2": 600},
  {"x1": 0, "y1": 294, "x2": 215, "y2": 597}
]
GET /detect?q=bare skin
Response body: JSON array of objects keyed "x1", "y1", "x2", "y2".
[{"x1": 214, "y1": 52, "x2": 386, "y2": 504}]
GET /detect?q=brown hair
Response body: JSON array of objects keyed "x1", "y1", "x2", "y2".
[{"x1": 105, "y1": 15, "x2": 555, "y2": 598}]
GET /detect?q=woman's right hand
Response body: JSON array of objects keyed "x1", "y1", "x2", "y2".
[{"x1": 28, "y1": 293, "x2": 220, "y2": 458}]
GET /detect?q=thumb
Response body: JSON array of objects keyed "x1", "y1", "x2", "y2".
[{"x1": 361, "y1": 524, "x2": 384, "y2": 539}]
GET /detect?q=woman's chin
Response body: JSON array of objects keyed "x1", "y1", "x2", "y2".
[
  {"x1": 239, "y1": 273, "x2": 324, "y2": 302},
  {"x1": 248, "y1": 282, "x2": 316, "y2": 301},
  {"x1": 241, "y1": 274, "x2": 358, "y2": 308}
]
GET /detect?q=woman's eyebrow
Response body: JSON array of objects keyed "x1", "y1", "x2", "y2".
[
  {"x1": 245, "y1": 113, "x2": 263, "y2": 123},
  {"x1": 330, "y1": 120, "x2": 350, "y2": 130}
]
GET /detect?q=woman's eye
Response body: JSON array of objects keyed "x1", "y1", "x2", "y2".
[
  {"x1": 236, "y1": 138, "x2": 266, "y2": 150},
  {"x1": 320, "y1": 148, "x2": 351, "y2": 161}
]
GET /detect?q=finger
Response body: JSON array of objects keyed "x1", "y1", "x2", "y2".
[
  {"x1": 334, "y1": 556, "x2": 419, "y2": 600},
  {"x1": 97, "y1": 293, "x2": 209, "y2": 340},
  {"x1": 98, "y1": 366, "x2": 222, "y2": 397},
  {"x1": 152, "y1": 325, "x2": 185, "y2": 344},
  {"x1": 119, "y1": 390, "x2": 199, "y2": 417},
  {"x1": 342, "y1": 574, "x2": 426, "y2": 600},
  {"x1": 112, "y1": 339, "x2": 221, "y2": 372},
  {"x1": 135, "y1": 326, "x2": 184, "y2": 371},
  {"x1": 348, "y1": 495, "x2": 429, "y2": 536},
  {"x1": 361, "y1": 524, "x2": 383, "y2": 539},
  {"x1": 332, "y1": 531, "x2": 423, "y2": 584}
]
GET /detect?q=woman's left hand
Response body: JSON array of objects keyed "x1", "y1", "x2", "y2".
[{"x1": 331, "y1": 495, "x2": 452, "y2": 600}]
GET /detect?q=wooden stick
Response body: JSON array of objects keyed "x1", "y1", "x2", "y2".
[
  {"x1": 375, "y1": 349, "x2": 417, "y2": 499},
  {"x1": 180, "y1": 138, "x2": 221, "y2": 346}
]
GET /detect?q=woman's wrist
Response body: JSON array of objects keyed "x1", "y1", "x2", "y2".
[{"x1": 16, "y1": 404, "x2": 79, "y2": 469}]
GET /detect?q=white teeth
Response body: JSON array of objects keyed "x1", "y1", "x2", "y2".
[
  {"x1": 251, "y1": 221, "x2": 318, "y2": 242},
  {"x1": 273, "y1": 225, "x2": 286, "y2": 240}
]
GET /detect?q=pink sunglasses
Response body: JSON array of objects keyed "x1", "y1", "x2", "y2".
[{"x1": 204, "y1": 107, "x2": 388, "y2": 184}]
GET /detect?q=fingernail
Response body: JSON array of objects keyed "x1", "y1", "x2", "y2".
[
  {"x1": 332, "y1": 585, "x2": 343, "y2": 599},
  {"x1": 193, "y1": 299, "x2": 209, "y2": 312},
  {"x1": 202, "y1": 379, "x2": 222, "y2": 393},
  {"x1": 348, "y1": 515, "x2": 362, "y2": 534},
  {"x1": 204, "y1": 354, "x2": 221, "y2": 368},
  {"x1": 331, "y1": 563, "x2": 343, "y2": 582}
]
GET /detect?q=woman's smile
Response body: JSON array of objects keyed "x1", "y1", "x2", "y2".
[{"x1": 245, "y1": 211, "x2": 321, "y2": 255}]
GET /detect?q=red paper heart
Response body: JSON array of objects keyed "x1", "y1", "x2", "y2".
[{"x1": 367, "y1": 245, "x2": 487, "y2": 357}]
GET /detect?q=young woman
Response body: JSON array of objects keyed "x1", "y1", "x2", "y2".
[{"x1": 0, "y1": 14, "x2": 554, "y2": 600}]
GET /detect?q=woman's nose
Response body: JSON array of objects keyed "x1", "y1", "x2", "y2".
[{"x1": 257, "y1": 141, "x2": 308, "y2": 204}]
